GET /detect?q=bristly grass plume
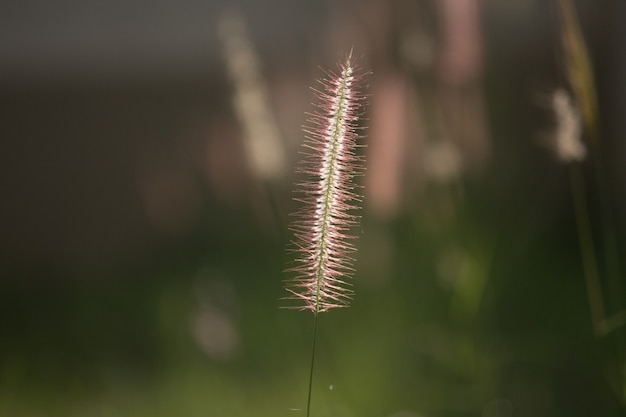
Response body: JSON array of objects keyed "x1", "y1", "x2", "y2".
[
  {"x1": 285, "y1": 52, "x2": 369, "y2": 315},
  {"x1": 284, "y1": 51, "x2": 369, "y2": 417}
]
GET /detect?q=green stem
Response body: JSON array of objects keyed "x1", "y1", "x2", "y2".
[
  {"x1": 569, "y1": 163, "x2": 605, "y2": 336},
  {"x1": 591, "y1": 148, "x2": 624, "y2": 323},
  {"x1": 306, "y1": 313, "x2": 319, "y2": 417}
]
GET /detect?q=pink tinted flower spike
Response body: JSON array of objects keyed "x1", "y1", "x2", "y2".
[{"x1": 285, "y1": 53, "x2": 369, "y2": 314}]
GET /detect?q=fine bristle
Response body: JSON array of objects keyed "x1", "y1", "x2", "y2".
[{"x1": 284, "y1": 54, "x2": 369, "y2": 314}]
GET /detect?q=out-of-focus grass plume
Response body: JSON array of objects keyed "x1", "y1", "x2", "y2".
[{"x1": 557, "y1": 0, "x2": 599, "y2": 141}]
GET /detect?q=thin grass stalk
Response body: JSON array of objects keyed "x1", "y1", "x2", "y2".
[
  {"x1": 569, "y1": 163, "x2": 605, "y2": 335},
  {"x1": 556, "y1": 0, "x2": 625, "y2": 336},
  {"x1": 305, "y1": 313, "x2": 319, "y2": 417}
]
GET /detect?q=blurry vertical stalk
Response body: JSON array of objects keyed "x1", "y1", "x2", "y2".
[
  {"x1": 557, "y1": 0, "x2": 626, "y2": 336},
  {"x1": 557, "y1": 0, "x2": 598, "y2": 140},
  {"x1": 218, "y1": 10, "x2": 287, "y2": 234},
  {"x1": 559, "y1": 0, "x2": 621, "y2": 296},
  {"x1": 557, "y1": 0, "x2": 625, "y2": 403},
  {"x1": 569, "y1": 162, "x2": 626, "y2": 405},
  {"x1": 548, "y1": 89, "x2": 599, "y2": 332},
  {"x1": 284, "y1": 53, "x2": 368, "y2": 416},
  {"x1": 568, "y1": 164, "x2": 604, "y2": 335}
]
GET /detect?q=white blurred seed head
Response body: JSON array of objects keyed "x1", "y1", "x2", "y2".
[
  {"x1": 218, "y1": 11, "x2": 286, "y2": 180},
  {"x1": 551, "y1": 88, "x2": 585, "y2": 162}
]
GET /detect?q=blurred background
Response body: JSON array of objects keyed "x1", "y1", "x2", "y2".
[{"x1": 1, "y1": 0, "x2": 625, "y2": 416}]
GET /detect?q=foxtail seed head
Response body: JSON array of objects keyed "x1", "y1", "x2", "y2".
[{"x1": 285, "y1": 53, "x2": 369, "y2": 314}]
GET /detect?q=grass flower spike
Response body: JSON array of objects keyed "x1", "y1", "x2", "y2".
[{"x1": 286, "y1": 52, "x2": 369, "y2": 315}]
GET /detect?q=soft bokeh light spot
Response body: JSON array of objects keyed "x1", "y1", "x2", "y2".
[{"x1": 190, "y1": 309, "x2": 239, "y2": 362}]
